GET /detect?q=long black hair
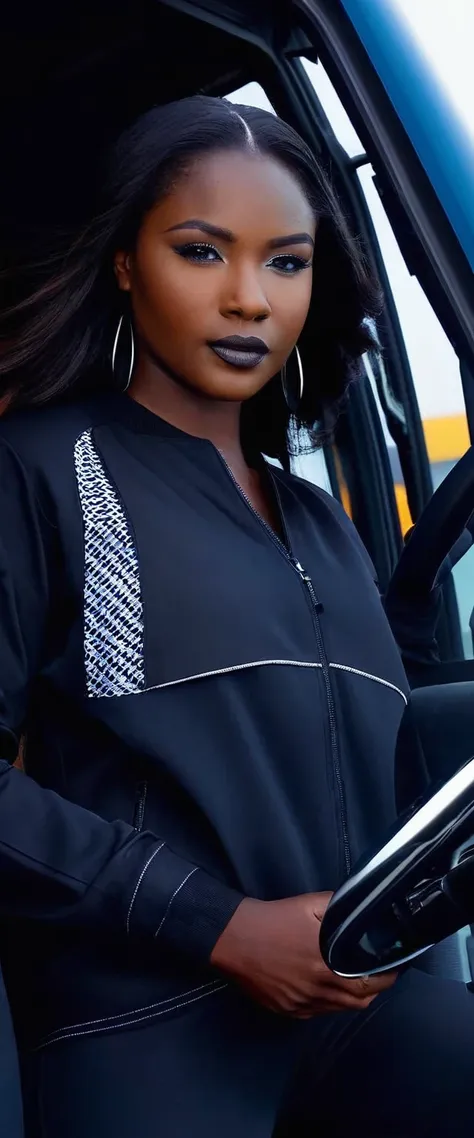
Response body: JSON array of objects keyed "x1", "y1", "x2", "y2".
[{"x1": 0, "y1": 95, "x2": 380, "y2": 461}]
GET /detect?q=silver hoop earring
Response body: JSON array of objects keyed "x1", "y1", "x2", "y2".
[
  {"x1": 281, "y1": 345, "x2": 304, "y2": 413},
  {"x1": 112, "y1": 313, "x2": 135, "y2": 391}
]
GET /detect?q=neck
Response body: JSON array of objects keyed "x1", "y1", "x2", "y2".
[{"x1": 129, "y1": 355, "x2": 248, "y2": 469}]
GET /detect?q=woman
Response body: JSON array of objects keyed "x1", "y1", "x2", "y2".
[
  {"x1": 0, "y1": 96, "x2": 473, "y2": 1138},
  {"x1": 0, "y1": 765, "x2": 185, "y2": 1138}
]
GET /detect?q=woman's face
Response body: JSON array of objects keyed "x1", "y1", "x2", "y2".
[{"x1": 115, "y1": 148, "x2": 315, "y2": 403}]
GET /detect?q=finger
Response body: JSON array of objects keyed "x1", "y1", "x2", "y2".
[
  {"x1": 358, "y1": 970, "x2": 398, "y2": 995},
  {"x1": 311, "y1": 892, "x2": 334, "y2": 921},
  {"x1": 356, "y1": 974, "x2": 377, "y2": 999},
  {"x1": 318, "y1": 971, "x2": 381, "y2": 1007},
  {"x1": 339, "y1": 970, "x2": 397, "y2": 999}
]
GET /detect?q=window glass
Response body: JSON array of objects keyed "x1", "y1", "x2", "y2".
[
  {"x1": 302, "y1": 59, "x2": 469, "y2": 477},
  {"x1": 357, "y1": 164, "x2": 472, "y2": 655},
  {"x1": 301, "y1": 59, "x2": 363, "y2": 157},
  {"x1": 303, "y1": 55, "x2": 472, "y2": 654},
  {"x1": 292, "y1": 447, "x2": 334, "y2": 495},
  {"x1": 357, "y1": 164, "x2": 468, "y2": 447},
  {"x1": 225, "y1": 82, "x2": 275, "y2": 115}
]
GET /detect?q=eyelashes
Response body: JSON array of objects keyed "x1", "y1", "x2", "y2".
[
  {"x1": 174, "y1": 242, "x2": 221, "y2": 264},
  {"x1": 173, "y1": 242, "x2": 311, "y2": 275},
  {"x1": 269, "y1": 254, "x2": 311, "y2": 275}
]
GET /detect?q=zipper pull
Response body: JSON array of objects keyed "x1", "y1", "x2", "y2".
[
  {"x1": 292, "y1": 557, "x2": 310, "y2": 582},
  {"x1": 292, "y1": 558, "x2": 306, "y2": 576},
  {"x1": 292, "y1": 559, "x2": 324, "y2": 613}
]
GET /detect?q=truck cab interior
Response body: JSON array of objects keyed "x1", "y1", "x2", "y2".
[{"x1": 2, "y1": 0, "x2": 474, "y2": 990}]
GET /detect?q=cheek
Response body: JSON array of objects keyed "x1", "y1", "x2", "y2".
[
  {"x1": 272, "y1": 271, "x2": 313, "y2": 339},
  {"x1": 137, "y1": 269, "x2": 217, "y2": 345},
  {"x1": 134, "y1": 259, "x2": 217, "y2": 343}
]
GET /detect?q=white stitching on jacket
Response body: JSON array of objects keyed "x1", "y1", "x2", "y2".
[
  {"x1": 154, "y1": 867, "x2": 199, "y2": 939},
  {"x1": 35, "y1": 982, "x2": 228, "y2": 1051},
  {"x1": 329, "y1": 663, "x2": 408, "y2": 704},
  {"x1": 89, "y1": 656, "x2": 406, "y2": 704},
  {"x1": 107, "y1": 659, "x2": 325, "y2": 698},
  {"x1": 126, "y1": 842, "x2": 165, "y2": 935},
  {"x1": 37, "y1": 980, "x2": 222, "y2": 1040}
]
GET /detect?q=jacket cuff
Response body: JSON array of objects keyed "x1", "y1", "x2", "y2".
[{"x1": 126, "y1": 837, "x2": 245, "y2": 962}]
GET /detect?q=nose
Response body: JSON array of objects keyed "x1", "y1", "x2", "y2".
[{"x1": 220, "y1": 262, "x2": 271, "y2": 323}]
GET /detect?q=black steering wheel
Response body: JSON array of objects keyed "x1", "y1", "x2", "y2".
[
  {"x1": 386, "y1": 445, "x2": 474, "y2": 607},
  {"x1": 319, "y1": 446, "x2": 474, "y2": 980}
]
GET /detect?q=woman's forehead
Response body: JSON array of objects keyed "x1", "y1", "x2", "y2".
[{"x1": 148, "y1": 150, "x2": 316, "y2": 239}]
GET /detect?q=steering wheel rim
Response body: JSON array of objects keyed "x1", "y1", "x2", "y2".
[{"x1": 386, "y1": 445, "x2": 474, "y2": 604}]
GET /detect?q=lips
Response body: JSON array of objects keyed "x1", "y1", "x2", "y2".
[{"x1": 208, "y1": 335, "x2": 269, "y2": 370}]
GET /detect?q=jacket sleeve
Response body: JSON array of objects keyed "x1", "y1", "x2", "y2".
[{"x1": 0, "y1": 438, "x2": 243, "y2": 961}]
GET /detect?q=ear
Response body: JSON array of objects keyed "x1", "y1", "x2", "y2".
[{"x1": 114, "y1": 250, "x2": 132, "y2": 292}]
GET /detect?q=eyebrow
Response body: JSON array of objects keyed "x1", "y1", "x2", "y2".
[
  {"x1": 268, "y1": 232, "x2": 314, "y2": 250},
  {"x1": 166, "y1": 219, "x2": 314, "y2": 249}
]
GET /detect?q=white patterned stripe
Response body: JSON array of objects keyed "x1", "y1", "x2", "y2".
[{"x1": 74, "y1": 430, "x2": 145, "y2": 697}]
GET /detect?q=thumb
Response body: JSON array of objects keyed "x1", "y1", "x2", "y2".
[{"x1": 309, "y1": 891, "x2": 334, "y2": 922}]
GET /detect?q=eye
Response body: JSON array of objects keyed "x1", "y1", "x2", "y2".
[
  {"x1": 267, "y1": 254, "x2": 311, "y2": 275},
  {"x1": 174, "y1": 242, "x2": 224, "y2": 264}
]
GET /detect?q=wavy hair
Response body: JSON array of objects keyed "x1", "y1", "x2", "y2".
[{"x1": 0, "y1": 95, "x2": 380, "y2": 461}]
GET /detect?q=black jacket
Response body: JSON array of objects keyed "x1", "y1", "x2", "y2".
[{"x1": 0, "y1": 390, "x2": 409, "y2": 1052}]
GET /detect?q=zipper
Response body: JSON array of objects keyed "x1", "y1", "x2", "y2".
[
  {"x1": 214, "y1": 450, "x2": 291, "y2": 559},
  {"x1": 133, "y1": 780, "x2": 148, "y2": 832},
  {"x1": 291, "y1": 559, "x2": 351, "y2": 876},
  {"x1": 214, "y1": 449, "x2": 351, "y2": 876}
]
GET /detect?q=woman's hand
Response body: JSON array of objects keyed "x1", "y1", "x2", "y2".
[{"x1": 210, "y1": 893, "x2": 397, "y2": 1019}]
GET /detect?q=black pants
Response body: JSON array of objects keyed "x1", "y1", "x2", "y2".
[
  {"x1": 275, "y1": 966, "x2": 474, "y2": 1137},
  {"x1": 22, "y1": 968, "x2": 474, "y2": 1138},
  {"x1": 0, "y1": 972, "x2": 24, "y2": 1138}
]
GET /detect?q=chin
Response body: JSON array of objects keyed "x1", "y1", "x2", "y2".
[
  {"x1": 197, "y1": 375, "x2": 269, "y2": 403},
  {"x1": 211, "y1": 389, "x2": 262, "y2": 405}
]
